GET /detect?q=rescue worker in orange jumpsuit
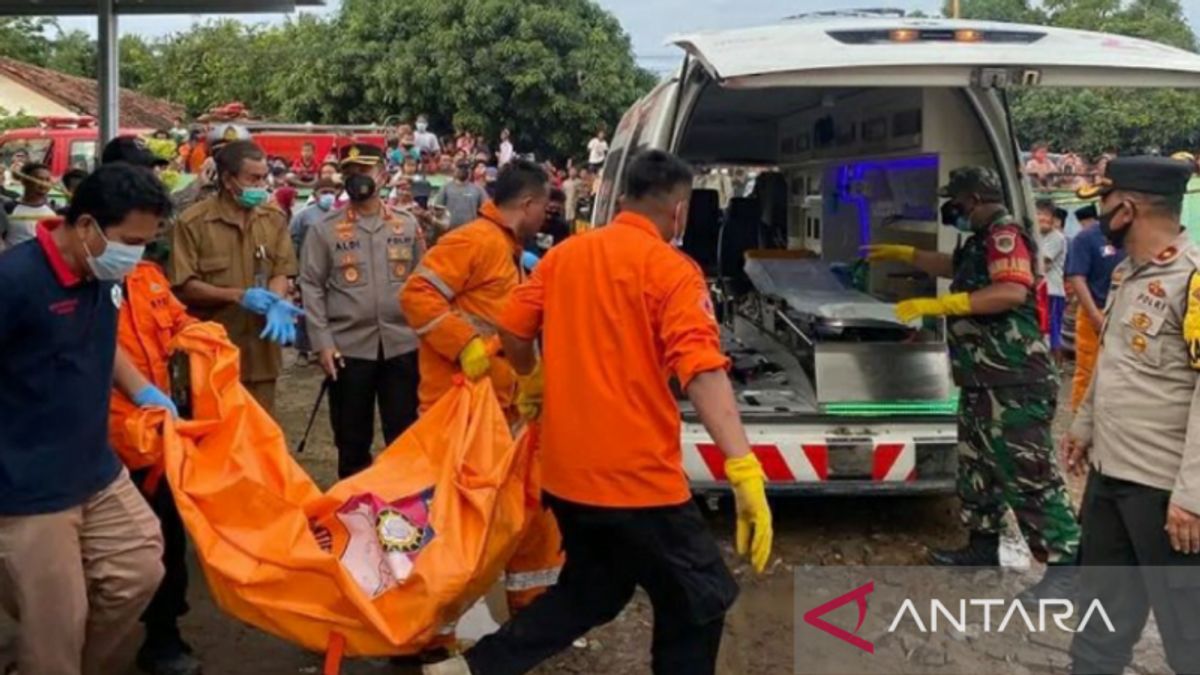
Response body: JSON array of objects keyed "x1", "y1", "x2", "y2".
[
  {"x1": 400, "y1": 159, "x2": 562, "y2": 615},
  {"x1": 424, "y1": 150, "x2": 773, "y2": 675},
  {"x1": 101, "y1": 137, "x2": 204, "y2": 675}
]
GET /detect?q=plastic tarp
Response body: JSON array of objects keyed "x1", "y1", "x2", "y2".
[
  {"x1": 125, "y1": 323, "x2": 541, "y2": 657},
  {"x1": 743, "y1": 256, "x2": 904, "y2": 326}
]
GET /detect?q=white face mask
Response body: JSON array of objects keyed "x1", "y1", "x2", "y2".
[
  {"x1": 670, "y1": 201, "x2": 687, "y2": 248},
  {"x1": 78, "y1": 221, "x2": 144, "y2": 281}
]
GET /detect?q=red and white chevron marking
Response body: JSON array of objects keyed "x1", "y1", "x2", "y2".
[{"x1": 685, "y1": 440, "x2": 916, "y2": 483}]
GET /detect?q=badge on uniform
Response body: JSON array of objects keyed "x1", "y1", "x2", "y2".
[
  {"x1": 344, "y1": 266, "x2": 360, "y2": 283},
  {"x1": 1131, "y1": 334, "x2": 1148, "y2": 354},
  {"x1": 1102, "y1": 245, "x2": 1117, "y2": 258},
  {"x1": 992, "y1": 232, "x2": 1017, "y2": 254},
  {"x1": 1156, "y1": 246, "x2": 1179, "y2": 264},
  {"x1": 1131, "y1": 312, "x2": 1153, "y2": 332},
  {"x1": 336, "y1": 221, "x2": 354, "y2": 242},
  {"x1": 1148, "y1": 281, "x2": 1166, "y2": 298}
]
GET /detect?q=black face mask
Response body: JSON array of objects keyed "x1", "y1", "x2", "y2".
[
  {"x1": 1098, "y1": 202, "x2": 1130, "y2": 249},
  {"x1": 940, "y1": 200, "x2": 963, "y2": 226},
  {"x1": 345, "y1": 173, "x2": 377, "y2": 202}
]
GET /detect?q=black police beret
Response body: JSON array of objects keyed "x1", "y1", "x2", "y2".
[{"x1": 1077, "y1": 156, "x2": 1193, "y2": 199}]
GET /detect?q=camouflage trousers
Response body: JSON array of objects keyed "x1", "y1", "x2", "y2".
[{"x1": 957, "y1": 384, "x2": 1080, "y2": 563}]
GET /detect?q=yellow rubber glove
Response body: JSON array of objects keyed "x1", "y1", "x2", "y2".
[
  {"x1": 458, "y1": 337, "x2": 491, "y2": 381},
  {"x1": 895, "y1": 292, "x2": 972, "y2": 324},
  {"x1": 725, "y1": 453, "x2": 773, "y2": 573},
  {"x1": 515, "y1": 363, "x2": 544, "y2": 421},
  {"x1": 861, "y1": 244, "x2": 916, "y2": 264}
]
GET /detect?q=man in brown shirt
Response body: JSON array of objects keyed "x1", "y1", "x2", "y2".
[{"x1": 168, "y1": 140, "x2": 299, "y2": 415}]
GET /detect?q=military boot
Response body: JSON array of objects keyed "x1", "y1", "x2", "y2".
[
  {"x1": 1016, "y1": 556, "x2": 1079, "y2": 605},
  {"x1": 928, "y1": 531, "x2": 1000, "y2": 566}
]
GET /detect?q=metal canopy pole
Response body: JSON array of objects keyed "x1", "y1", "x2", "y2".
[{"x1": 97, "y1": 0, "x2": 118, "y2": 143}]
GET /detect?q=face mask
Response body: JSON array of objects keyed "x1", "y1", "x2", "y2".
[
  {"x1": 317, "y1": 193, "x2": 335, "y2": 211},
  {"x1": 345, "y1": 172, "x2": 377, "y2": 202},
  {"x1": 236, "y1": 185, "x2": 269, "y2": 209},
  {"x1": 80, "y1": 221, "x2": 144, "y2": 281},
  {"x1": 416, "y1": 122, "x2": 428, "y2": 132},
  {"x1": 954, "y1": 215, "x2": 974, "y2": 233},
  {"x1": 670, "y1": 202, "x2": 686, "y2": 247},
  {"x1": 1098, "y1": 203, "x2": 1131, "y2": 248}
]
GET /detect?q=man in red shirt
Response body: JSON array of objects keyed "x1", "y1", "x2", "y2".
[{"x1": 424, "y1": 150, "x2": 772, "y2": 675}]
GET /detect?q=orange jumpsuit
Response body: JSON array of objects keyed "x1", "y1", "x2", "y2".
[
  {"x1": 109, "y1": 261, "x2": 196, "y2": 482},
  {"x1": 400, "y1": 200, "x2": 561, "y2": 612}
]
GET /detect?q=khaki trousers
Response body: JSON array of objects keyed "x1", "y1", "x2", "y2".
[
  {"x1": 243, "y1": 379, "x2": 277, "y2": 418},
  {"x1": 0, "y1": 469, "x2": 165, "y2": 675}
]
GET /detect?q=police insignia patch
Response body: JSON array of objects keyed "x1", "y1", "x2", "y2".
[
  {"x1": 343, "y1": 266, "x2": 360, "y2": 283},
  {"x1": 1132, "y1": 312, "x2": 1152, "y2": 332},
  {"x1": 222, "y1": 126, "x2": 237, "y2": 141},
  {"x1": 393, "y1": 263, "x2": 408, "y2": 279},
  {"x1": 1157, "y1": 246, "x2": 1179, "y2": 263},
  {"x1": 992, "y1": 232, "x2": 1016, "y2": 254},
  {"x1": 1148, "y1": 281, "x2": 1166, "y2": 298}
]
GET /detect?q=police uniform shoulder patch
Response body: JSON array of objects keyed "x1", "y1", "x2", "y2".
[{"x1": 1185, "y1": 271, "x2": 1200, "y2": 370}]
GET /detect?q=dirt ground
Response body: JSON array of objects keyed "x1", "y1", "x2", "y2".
[{"x1": 0, "y1": 355, "x2": 1106, "y2": 675}]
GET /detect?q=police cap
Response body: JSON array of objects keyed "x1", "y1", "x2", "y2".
[
  {"x1": 1076, "y1": 156, "x2": 1193, "y2": 199},
  {"x1": 339, "y1": 143, "x2": 384, "y2": 168},
  {"x1": 939, "y1": 166, "x2": 1003, "y2": 201}
]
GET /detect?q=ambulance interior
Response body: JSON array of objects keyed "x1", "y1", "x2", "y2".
[{"x1": 674, "y1": 85, "x2": 991, "y2": 415}]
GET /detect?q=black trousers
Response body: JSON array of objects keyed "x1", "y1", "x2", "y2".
[
  {"x1": 329, "y1": 349, "x2": 419, "y2": 479},
  {"x1": 465, "y1": 494, "x2": 738, "y2": 675},
  {"x1": 1070, "y1": 472, "x2": 1200, "y2": 675},
  {"x1": 132, "y1": 470, "x2": 189, "y2": 644}
]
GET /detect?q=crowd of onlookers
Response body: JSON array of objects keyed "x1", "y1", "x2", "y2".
[{"x1": 1024, "y1": 141, "x2": 1200, "y2": 191}]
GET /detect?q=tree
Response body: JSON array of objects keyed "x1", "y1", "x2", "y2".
[
  {"x1": 45, "y1": 28, "x2": 97, "y2": 78},
  {"x1": 0, "y1": 17, "x2": 55, "y2": 67},
  {"x1": 277, "y1": 0, "x2": 657, "y2": 158},
  {"x1": 957, "y1": 0, "x2": 1200, "y2": 154}
]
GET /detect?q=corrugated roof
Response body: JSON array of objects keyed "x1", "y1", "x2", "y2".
[{"x1": 0, "y1": 57, "x2": 185, "y2": 129}]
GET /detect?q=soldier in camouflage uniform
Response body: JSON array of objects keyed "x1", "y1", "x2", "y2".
[{"x1": 865, "y1": 166, "x2": 1080, "y2": 599}]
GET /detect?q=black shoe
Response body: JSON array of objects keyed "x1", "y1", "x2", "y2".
[
  {"x1": 1017, "y1": 563, "x2": 1079, "y2": 605},
  {"x1": 928, "y1": 531, "x2": 1000, "y2": 566},
  {"x1": 137, "y1": 634, "x2": 202, "y2": 675}
]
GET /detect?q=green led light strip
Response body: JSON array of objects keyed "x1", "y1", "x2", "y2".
[{"x1": 821, "y1": 396, "x2": 959, "y2": 416}]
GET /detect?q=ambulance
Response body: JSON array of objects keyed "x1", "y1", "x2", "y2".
[{"x1": 598, "y1": 13, "x2": 1200, "y2": 494}]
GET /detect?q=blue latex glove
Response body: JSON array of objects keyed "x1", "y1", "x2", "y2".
[
  {"x1": 132, "y1": 385, "x2": 179, "y2": 419},
  {"x1": 241, "y1": 287, "x2": 283, "y2": 315},
  {"x1": 260, "y1": 301, "x2": 305, "y2": 345},
  {"x1": 521, "y1": 250, "x2": 540, "y2": 272}
]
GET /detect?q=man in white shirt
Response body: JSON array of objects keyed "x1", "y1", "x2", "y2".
[
  {"x1": 499, "y1": 128, "x2": 515, "y2": 166},
  {"x1": 587, "y1": 129, "x2": 609, "y2": 172},
  {"x1": 1036, "y1": 199, "x2": 1068, "y2": 361},
  {"x1": 3, "y1": 163, "x2": 57, "y2": 248},
  {"x1": 413, "y1": 115, "x2": 441, "y2": 157}
]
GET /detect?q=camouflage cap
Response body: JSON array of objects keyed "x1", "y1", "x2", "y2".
[{"x1": 939, "y1": 166, "x2": 1003, "y2": 201}]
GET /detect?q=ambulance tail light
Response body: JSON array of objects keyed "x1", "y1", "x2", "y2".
[{"x1": 830, "y1": 28, "x2": 1045, "y2": 45}]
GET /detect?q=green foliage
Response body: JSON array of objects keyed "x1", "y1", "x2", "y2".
[
  {"x1": 0, "y1": 1, "x2": 655, "y2": 159},
  {"x1": 957, "y1": 0, "x2": 1200, "y2": 154},
  {"x1": 0, "y1": 106, "x2": 40, "y2": 133}
]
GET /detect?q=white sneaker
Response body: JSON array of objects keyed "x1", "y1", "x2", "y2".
[{"x1": 422, "y1": 655, "x2": 471, "y2": 675}]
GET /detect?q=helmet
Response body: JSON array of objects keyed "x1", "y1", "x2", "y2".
[
  {"x1": 938, "y1": 166, "x2": 1003, "y2": 201},
  {"x1": 207, "y1": 123, "x2": 251, "y2": 149}
]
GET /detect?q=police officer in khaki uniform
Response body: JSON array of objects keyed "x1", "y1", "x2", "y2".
[
  {"x1": 299, "y1": 144, "x2": 425, "y2": 478},
  {"x1": 169, "y1": 140, "x2": 301, "y2": 416},
  {"x1": 1065, "y1": 157, "x2": 1200, "y2": 673}
]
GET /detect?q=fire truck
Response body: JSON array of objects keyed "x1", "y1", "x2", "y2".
[{"x1": 0, "y1": 114, "x2": 390, "y2": 180}]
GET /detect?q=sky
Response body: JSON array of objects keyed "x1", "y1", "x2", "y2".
[{"x1": 51, "y1": 0, "x2": 1200, "y2": 72}]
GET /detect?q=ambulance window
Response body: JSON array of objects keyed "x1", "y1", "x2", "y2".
[
  {"x1": 69, "y1": 140, "x2": 98, "y2": 173},
  {"x1": 631, "y1": 82, "x2": 676, "y2": 155},
  {"x1": 0, "y1": 139, "x2": 50, "y2": 167}
]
